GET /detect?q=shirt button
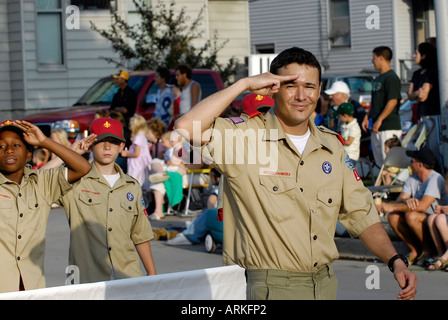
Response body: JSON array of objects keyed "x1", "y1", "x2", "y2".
[
  {"x1": 313, "y1": 235, "x2": 317, "y2": 240},
  {"x1": 273, "y1": 186, "x2": 278, "y2": 192},
  {"x1": 328, "y1": 198, "x2": 332, "y2": 204},
  {"x1": 128, "y1": 206, "x2": 132, "y2": 210},
  {"x1": 19, "y1": 213, "x2": 23, "y2": 218},
  {"x1": 17, "y1": 256, "x2": 21, "y2": 261},
  {"x1": 18, "y1": 235, "x2": 22, "y2": 239},
  {"x1": 109, "y1": 208, "x2": 113, "y2": 212},
  {"x1": 108, "y1": 228, "x2": 112, "y2": 232},
  {"x1": 300, "y1": 187, "x2": 303, "y2": 192},
  {"x1": 88, "y1": 199, "x2": 92, "y2": 203},
  {"x1": 108, "y1": 247, "x2": 112, "y2": 251},
  {"x1": 300, "y1": 160, "x2": 304, "y2": 165},
  {"x1": 18, "y1": 193, "x2": 22, "y2": 197},
  {"x1": 314, "y1": 262, "x2": 318, "y2": 267},
  {"x1": 35, "y1": 203, "x2": 38, "y2": 208}
]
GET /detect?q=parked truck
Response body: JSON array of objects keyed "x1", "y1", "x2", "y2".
[{"x1": 22, "y1": 69, "x2": 231, "y2": 141}]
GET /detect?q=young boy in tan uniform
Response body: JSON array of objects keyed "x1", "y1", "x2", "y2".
[
  {"x1": 53, "y1": 118, "x2": 156, "y2": 283},
  {"x1": 0, "y1": 120, "x2": 91, "y2": 293}
]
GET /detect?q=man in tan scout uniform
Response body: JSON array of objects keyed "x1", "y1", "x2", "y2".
[
  {"x1": 176, "y1": 47, "x2": 417, "y2": 300},
  {"x1": 0, "y1": 120, "x2": 91, "y2": 293},
  {"x1": 53, "y1": 118, "x2": 156, "y2": 283}
]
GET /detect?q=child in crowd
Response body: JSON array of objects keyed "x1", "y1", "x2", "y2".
[
  {"x1": 31, "y1": 148, "x2": 47, "y2": 169},
  {"x1": 376, "y1": 135, "x2": 409, "y2": 186},
  {"x1": 337, "y1": 102, "x2": 361, "y2": 167},
  {"x1": 46, "y1": 118, "x2": 156, "y2": 283},
  {"x1": 147, "y1": 118, "x2": 167, "y2": 160},
  {"x1": 0, "y1": 120, "x2": 91, "y2": 293},
  {"x1": 121, "y1": 114, "x2": 152, "y2": 190}
]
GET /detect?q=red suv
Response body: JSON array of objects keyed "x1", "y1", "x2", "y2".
[{"x1": 22, "y1": 69, "x2": 227, "y2": 141}]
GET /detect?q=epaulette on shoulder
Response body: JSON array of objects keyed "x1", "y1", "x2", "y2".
[{"x1": 317, "y1": 126, "x2": 345, "y2": 145}]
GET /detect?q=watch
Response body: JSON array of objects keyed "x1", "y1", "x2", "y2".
[{"x1": 388, "y1": 254, "x2": 409, "y2": 272}]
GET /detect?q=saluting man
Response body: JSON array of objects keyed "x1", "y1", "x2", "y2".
[{"x1": 175, "y1": 47, "x2": 417, "y2": 300}]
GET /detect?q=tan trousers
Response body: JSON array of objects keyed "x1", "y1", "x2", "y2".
[{"x1": 246, "y1": 264, "x2": 338, "y2": 300}]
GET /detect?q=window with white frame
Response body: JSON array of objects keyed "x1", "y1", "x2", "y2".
[
  {"x1": 36, "y1": 0, "x2": 65, "y2": 66},
  {"x1": 70, "y1": 0, "x2": 112, "y2": 10},
  {"x1": 329, "y1": 0, "x2": 351, "y2": 48}
]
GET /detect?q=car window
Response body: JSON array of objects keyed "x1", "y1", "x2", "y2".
[
  {"x1": 75, "y1": 75, "x2": 148, "y2": 105},
  {"x1": 192, "y1": 74, "x2": 218, "y2": 99},
  {"x1": 342, "y1": 77, "x2": 372, "y2": 94}
]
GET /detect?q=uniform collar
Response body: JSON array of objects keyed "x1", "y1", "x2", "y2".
[
  {"x1": 87, "y1": 162, "x2": 135, "y2": 187},
  {"x1": 0, "y1": 165, "x2": 37, "y2": 185},
  {"x1": 262, "y1": 108, "x2": 335, "y2": 156}
]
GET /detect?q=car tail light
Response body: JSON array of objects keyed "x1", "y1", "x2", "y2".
[{"x1": 53, "y1": 120, "x2": 80, "y2": 139}]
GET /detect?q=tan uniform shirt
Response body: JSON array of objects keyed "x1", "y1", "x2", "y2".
[
  {"x1": 202, "y1": 109, "x2": 380, "y2": 272},
  {"x1": 0, "y1": 166, "x2": 71, "y2": 293},
  {"x1": 59, "y1": 163, "x2": 153, "y2": 283}
]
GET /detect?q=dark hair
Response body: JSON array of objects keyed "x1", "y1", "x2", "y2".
[
  {"x1": 175, "y1": 64, "x2": 192, "y2": 79},
  {"x1": 417, "y1": 42, "x2": 437, "y2": 70},
  {"x1": 269, "y1": 47, "x2": 321, "y2": 83},
  {"x1": 156, "y1": 66, "x2": 171, "y2": 83},
  {"x1": 372, "y1": 46, "x2": 393, "y2": 61}
]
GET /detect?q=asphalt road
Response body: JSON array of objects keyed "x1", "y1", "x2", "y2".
[{"x1": 44, "y1": 208, "x2": 448, "y2": 300}]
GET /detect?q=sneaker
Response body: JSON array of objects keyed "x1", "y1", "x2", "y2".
[
  {"x1": 149, "y1": 173, "x2": 169, "y2": 183},
  {"x1": 166, "y1": 233, "x2": 193, "y2": 246}
]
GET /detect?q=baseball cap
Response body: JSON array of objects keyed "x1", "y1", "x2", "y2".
[
  {"x1": 242, "y1": 93, "x2": 274, "y2": 115},
  {"x1": 406, "y1": 147, "x2": 436, "y2": 167},
  {"x1": 89, "y1": 118, "x2": 126, "y2": 143},
  {"x1": 324, "y1": 81, "x2": 350, "y2": 96},
  {"x1": 0, "y1": 120, "x2": 32, "y2": 150},
  {"x1": 0, "y1": 120, "x2": 27, "y2": 135},
  {"x1": 336, "y1": 102, "x2": 354, "y2": 115},
  {"x1": 112, "y1": 70, "x2": 129, "y2": 81}
]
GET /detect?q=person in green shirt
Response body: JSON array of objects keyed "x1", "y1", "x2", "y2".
[{"x1": 362, "y1": 46, "x2": 402, "y2": 167}]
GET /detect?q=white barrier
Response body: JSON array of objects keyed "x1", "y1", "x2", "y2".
[{"x1": 0, "y1": 265, "x2": 246, "y2": 300}]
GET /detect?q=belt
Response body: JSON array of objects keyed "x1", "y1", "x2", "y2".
[{"x1": 245, "y1": 264, "x2": 333, "y2": 286}]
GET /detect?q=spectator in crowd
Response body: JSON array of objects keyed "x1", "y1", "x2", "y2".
[
  {"x1": 153, "y1": 66, "x2": 177, "y2": 126},
  {"x1": 121, "y1": 114, "x2": 152, "y2": 191},
  {"x1": 408, "y1": 42, "x2": 440, "y2": 118},
  {"x1": 427, "y1": 173, "x2": 448, "y2": 271},
  {"x1": 109, "y1": 110, "x2": 131, "y2": 173},
  {"x1": 325, "y1": 81, "x2": 365, "y2": 134},
  {"x1": 337, "y1": 102, "x2": 361, "y2": 168},
  {"x1": 376, "y1": 147, "x2": 447, "y2": 265},
  {"x1": 175, "y1": 64, "x2": 202, "y2": 114},
  {"x1": 362, "y1": 46, "x2": 402, "y2": 167},
  {"x1": 167, "y1": 168, "x2": 221, "y2": 246},
  {"x1": 109, "y1": 70, "x2": 138, "y2": 125},
  {"x1": 31, "y1": 148, "x2": 48, "y2": 169},
  {"x1": 376, "y1": 135, "x2": 409, "y2": 186}
]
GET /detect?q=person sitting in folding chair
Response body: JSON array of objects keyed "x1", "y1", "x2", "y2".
[
  {"x1": 376, "y1": 147, "x2": 448, "y2": 266},
  {"x1": 376, "y1": 135, "x2": 409, "y2": 186}
]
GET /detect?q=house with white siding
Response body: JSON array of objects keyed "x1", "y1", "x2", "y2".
[
  {"x1": 248, "y1": 0, "x2": 437, "y2": 84},
  {"x1": 0, "y1": 0, "x2": 250, "y2": 119}
]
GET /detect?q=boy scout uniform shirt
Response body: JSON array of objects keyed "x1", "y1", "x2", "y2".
[
  {"x1": 59, "y1": 163, "x2": 153, "y2": 283},
  {"x1": 0, "y1": 166, "x2": 71, "y2": 293},
  {"x1": 202, "y1": 109, "x2": 380, "y2": 272}
]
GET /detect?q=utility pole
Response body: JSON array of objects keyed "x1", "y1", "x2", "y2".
[{"x1": 434, "y1": 0, "x2": 448, "y2": 171}]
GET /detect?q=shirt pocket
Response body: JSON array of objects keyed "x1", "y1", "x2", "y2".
[
  {"x1": 119, "y1": 199, "x2": 138, "y2": 231},
  {"x1": 0, "y1": 200, "x2": 15, "y2": 230},
  {"x1": 259, "y1": 175, "x2": 297, "y2": 223},
  {"x1": 78, "y1": 192, "x2": 105, "y2": 226},
  {"x1": 316, "y1": 189, "x2": 341, "y2": 214}
]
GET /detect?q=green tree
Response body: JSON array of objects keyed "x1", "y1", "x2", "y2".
[{"x1": 91, "y1": 0, "x2": 240, "y2": 85}]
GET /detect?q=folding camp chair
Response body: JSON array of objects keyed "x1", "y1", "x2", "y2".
[{"x1": 367, "y1": 146, "x2": 410, "y2": 195}]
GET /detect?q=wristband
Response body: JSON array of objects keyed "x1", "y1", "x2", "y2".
[{"x1": 388, "y1": 254, "x2": 408, "y2": 272}]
